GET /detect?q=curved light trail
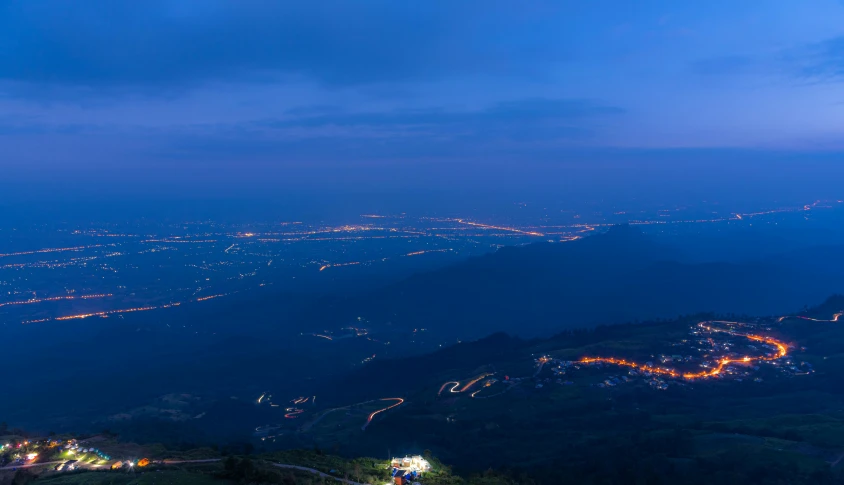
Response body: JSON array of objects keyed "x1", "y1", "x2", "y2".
[
  {"x1": 438, "y1": 381, "x2": 460, "y2": 396},
  {"x1": 361, "y1": 398, "x2": 404, "y2": 430},
  {"x1": 777, "y1": 312, "x2": 842, "y2": 323},
  {"x1": 284, "y1": 408, "x2": 304, "y2": 419},
  {"x1": 438, "y1": 374, "x2": 494, "y2": 397},
  {"x1": 579, "y1": 320, "x2": 788, "y2": 380},
  {"x1": 458, "y1": 374, "x2": 493, "y2": 392}
]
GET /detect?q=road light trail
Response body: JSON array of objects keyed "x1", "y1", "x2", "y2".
[
  {"x1": 361, "y1": 398, "x2": 404, "y2": 430},
  {"x1": 438, "y1": 374, "x2": 494, "y2": 397},
  {"x1": 318, "y1": 261, "x2": 360, "y2": 272},
  {"x1": 438, "y1": 381, "x2": 460, "y2": 396},
  {"x1": 0, "y1": 244, "x2": 107, "y2": 258},
  {"x1": 451, "y1": 219, "x2": 544, "y2": 237},
  {"x1": 21, "y1": 292, "x2": 236, "y2": 324},
  {"x1": 284, "y1": 408, "x2": 304, "y2": 419},
  {"x1": 777, "y1": 312, "x2": 842, "y2": 323},
  {"x1": 0, "y1": 294, "x2": 112, "y2": 308},
  {"x1": 49, "y1": 302, "x2": 182, "y2": 321},
  {"x1": 404, "y1": 249, "x2": 453, "y2": 257},
  {"x1": 458, "y1": 373, "x2": 493, "y2": 392},
  {"x1": 304, "y1": 333, "x2": 333, "y2": 341}
]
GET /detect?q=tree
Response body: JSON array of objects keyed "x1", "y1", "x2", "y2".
[
  {"x1": 223, "y1": 456, "x2": 238, "y2": 474},
  {"x1": 12, "y1": 469, "x2": 35, "y2": 485}
]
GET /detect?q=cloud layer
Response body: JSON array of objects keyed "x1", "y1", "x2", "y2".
[{"x1": 2, "y1": 0, "x2": 844, "y2": 199}]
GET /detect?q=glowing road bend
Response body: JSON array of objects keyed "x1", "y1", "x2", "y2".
[
  {"x1": 459, "y1": 374, "x2": 493, "y2": 392},
  {"x1": 438, "y1": 374, "x2": 494, "y2": 396},
  {"x1": 284, "y1": 408, "x2": 304, "y2": 419},
  {"x1": 777, "y1": 313, "x2": 843, "y2": 323},
  {"x1": 438, "y1": 381, "x2": 460, "y2": 396},
  {"x1": 361, "y1": 398, "x2": 404, "y2": 430},
  {"x1": 580, "y1": 320, "x2": 788, "y2": 380}
]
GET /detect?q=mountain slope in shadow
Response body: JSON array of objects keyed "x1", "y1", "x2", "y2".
[{"x1": 305, "y1": 225, "x2": 844, "y2": 339}]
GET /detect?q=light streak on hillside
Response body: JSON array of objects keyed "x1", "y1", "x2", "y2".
[
  {"x1": 284, "y1": 408, "x2": 304, "y2": 419},
  {"x1": 362, "y1": 398, "x2": 404, "y2": 430},
  {"x1": 459, "y1": 373, "x2": 494, "y2": 392},
  {"x1": 777, "y1": 312, "x2": 842, "y2": 323},
  {"x1": 438, "y1": 381, "x2": 460, "y2": 396},
  {"x1": 439, "y1": 374, "x2": 494, "y2": 396}
]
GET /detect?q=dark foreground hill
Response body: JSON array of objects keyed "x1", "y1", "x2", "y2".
[
  {"x1": 304, "y1": 225, "x2": 844, "y2": 339},
  {"x1": 291, "y1": 296, "x2": 844, "y2": 485}
]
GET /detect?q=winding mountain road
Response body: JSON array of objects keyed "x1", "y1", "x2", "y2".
[
  {"x1": 361, "y1": 398, "x2": 404, "y2": 430},
  {"x1": 272, "y1": 463, "x2": 370, "y2": 485},
  {"x1": 580, "y1": 319, "x2": 788, "y2": 380}
]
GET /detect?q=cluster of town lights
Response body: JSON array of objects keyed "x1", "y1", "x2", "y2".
[{"x1": 580, "y1": 320, "x2": 789, "y2": 380}]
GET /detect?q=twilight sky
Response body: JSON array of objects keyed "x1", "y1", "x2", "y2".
[{"x1": 2, "y1": 0, "x2": 844, "y2": 205}]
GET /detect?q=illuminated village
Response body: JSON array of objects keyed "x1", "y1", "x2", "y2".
[
  {"x1": 0, "y1": 437, "x2": 156, "y2": 473},
  {"x1": 543, "y1": 318, "x2": 814, "y2": 390},
  {"x1": 433, "y1": 313, "x2": 831, "y2": 403}
]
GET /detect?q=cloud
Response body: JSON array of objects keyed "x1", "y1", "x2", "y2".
[
  {"x1": 793, "y1": 35, "x2": 844, "y2": 82},
  {"x1": 262, "y1": 98, "x2": 623, "y2": 129},
  {"x1": 0, "y1": 1, "x2": 569, "y2": 94},
  {"x1": 0, "y1": 115, "x2": 101, "y2": 136},
  {"x1": 691, "y1": 34, "x2": 844, "y2": 84},
  {"x1": 158, "y1": 97, "x2": 625, "y2": 161},
  {"x1": 690, "y1": 55, "x2": 757, "y2": 76}
]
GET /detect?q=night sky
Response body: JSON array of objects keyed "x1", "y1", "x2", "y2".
[{"x1": 2, "y1": 1, "x2": 843, "y2": 206}]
